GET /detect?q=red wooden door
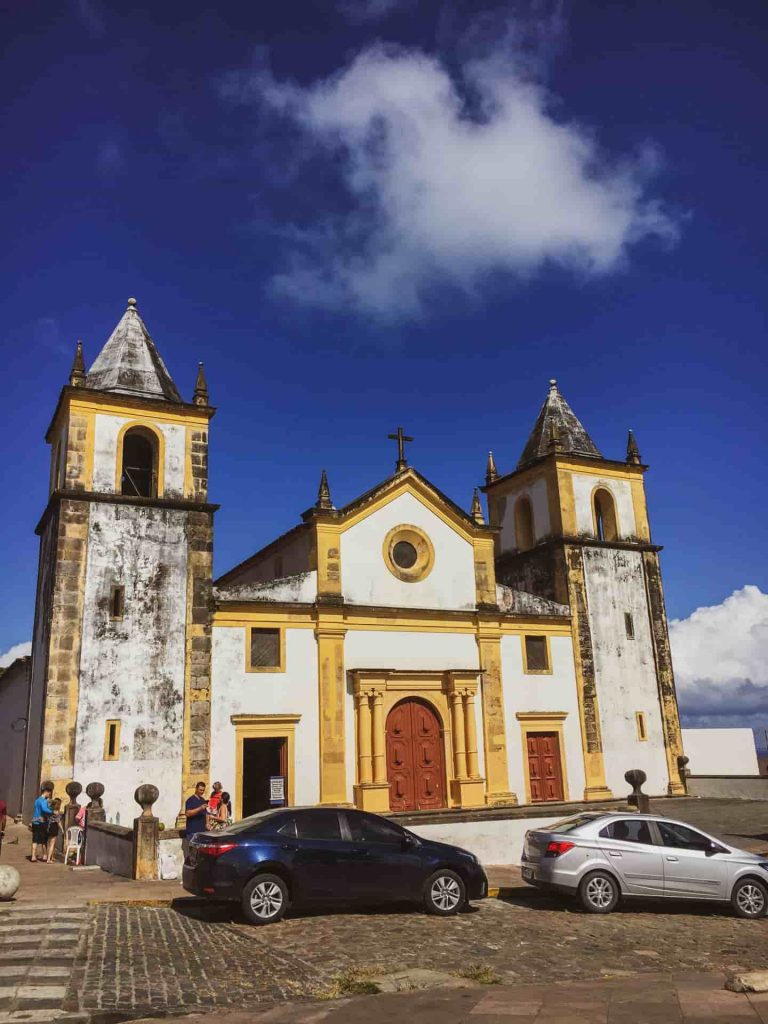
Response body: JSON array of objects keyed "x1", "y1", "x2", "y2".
[
  {"x1": 527, "y1": 732, "x2": 564, "y2": 802},
  {"x1": 386, "y1": 699, "x2": 446, "y2": 812}
]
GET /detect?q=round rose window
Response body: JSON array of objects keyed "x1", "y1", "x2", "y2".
[
  {"x1": 382, "y1": 525, "x2": 435, "y2": 582},
  {"x1": 392, "y1": 540, "x2": 418, "y2": 569}
]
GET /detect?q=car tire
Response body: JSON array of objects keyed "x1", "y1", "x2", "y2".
[
  {"x1": 424, "y1": 869, "x2": 466, "y2": 916},
  {"x1": 241, "y1": 872, "x2": 289, "y2": 926},
  {"x1": 731, "y1": 878, "x2": 768, "y2": 919},
  {"x1": 578, "y1": 871, "x2": 620, "y2": 914}
]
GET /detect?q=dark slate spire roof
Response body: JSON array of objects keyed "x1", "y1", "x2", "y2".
[
  {"x1": 518, "y1": 379, "x2": 602, "y2": 468},
  {"x1": 85, "y1": 298, "x2": 182, "y2": 402}
]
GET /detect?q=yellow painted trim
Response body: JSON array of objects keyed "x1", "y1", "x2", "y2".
[
  {"x1": 316, "y1": 616, "x2": 348, "y2": 804},
  {"x1": 231, "y1": 713, "x2": 299, "y2": 820},
  {"x1": 212, "y1": 607, "x2": 571, "y2": 636},
  {"x1": 103, "y1": 719, "x2": 121, "y2": 761},
  {"x1": 473, "y1": 535, "x2": 497, "y2": 607},
  {"x1": 245, "y1": 626, "x2": 286, "y2": 673},
  {"x1": 68, "y1": 396, "x2": 210, "y2": 427},
  {"x1": 555, "y1": 459, "x2": 645, "y2": 481},
  {"x1": 315, "y1": 522, "x2": 343, "y2": 599},
  {"x1": 382, "y1": 524, "x2": 435, "y2": 583},
  {"x1": 521, "y1": 634, "x2": 553, "y2": 675},
  {"x1": 114, "y1": 420, "x2": 166, "y2": 498},
  {"x1": 517, "y1": 713, "x2": 570, "y2": 804},
  {"x1": 630, "y1": 477, "x2": 650, "y2": 542},
  {"x1": 635, "y1": 711, "x2": 648, "y2": 741},
  {"x1": 590, "y1": 484, "x2": 620, "y2": 541},
  {"x1": 557, "y1": 468, "x2": 578, "y2": 536}
]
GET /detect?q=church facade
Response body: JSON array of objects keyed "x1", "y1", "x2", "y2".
[{"x1": 23, "y1": 300, "x2": 686, "y2": 827}]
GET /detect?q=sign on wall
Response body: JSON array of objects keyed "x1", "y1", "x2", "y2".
[{"x1": 269, "y1": 776, "x2": 286, "y2": 806}]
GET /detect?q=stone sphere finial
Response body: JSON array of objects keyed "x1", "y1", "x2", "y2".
[
  {"x1": 0, "y1": 866, "x2": 21, "y2": 902},
  {"x1": 134, "y1": 784, "x2": 159, "y2": 818},
  {"x1": 85, "y1": 782, "x2": 105, "y2": 807},
  {"x1": 65, "y1": 781, "x2": 83, "y2": 803},
  {"x1": 624, "y1": 769, "x2": 647, "y2": 789},
  {"x1": 127, "y1": 297, "x2": 137, "y2": 308}
]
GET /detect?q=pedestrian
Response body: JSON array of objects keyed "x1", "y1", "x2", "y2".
[
  {"x1": 45, "y1": 798, "x2": 62, "y2": 863},
  {"x1": 208, "y1": 781, "x2": 223, "y2": 813},
  {"x1": 207, "y1": 791, "x2": 232, "y2": 831},
  {"x1": 30, "y1": 784, "x2": 53, "y2": 863},
  {"x1": 0, "y1": 795, "x2": 7, "y2": 857},
  {"x1": 183, "y1": 781, "x2": 209, "y2": 856}
]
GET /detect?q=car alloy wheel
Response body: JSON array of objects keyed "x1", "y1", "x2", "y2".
[
  {"x1": 578, "y1": 871, "x2": 619, "y2": 914},
  {"x1": 586, "y1": 877, "x2": 613, "y2": 909},
  {"x1": 250, "y1": 880, "x2": 284, "y2": 920},
  {"x1": 431, "y1": 875, "x2": 461, "y2": 911},
  {"x1": 735, "y1": 882, "x2": 767, "y2": 918}
]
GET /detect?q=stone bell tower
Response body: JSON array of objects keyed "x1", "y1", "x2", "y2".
[
  {"x1": 23, "y1": 298, "x2": 217, "y2": 827},
  {"x1": 483, "y1": 380, "x2": 685, "y2": 800}
]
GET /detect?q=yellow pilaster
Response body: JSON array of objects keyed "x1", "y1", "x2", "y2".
[
  {"x1": 356, "y1": 692, "x2": 372, "y2": 785},
  {"x1": 473, "y1": 535, "x2": 497, "y2": 607},
  {"x1": 464, "y1": 691, "x2": 481, "y2": 779},
  {"x1": 449, "y1": 692, "x2": 467, "y2": 780},
  {"x1": 476, "y1": 630, "x2": 518, "y2": 806},
  {"x1": 315, "y1": 523, "x2": 342, "y2": 600},
  {"x1": 316, "y1": 616, "x2": 348, "y2": 804}
]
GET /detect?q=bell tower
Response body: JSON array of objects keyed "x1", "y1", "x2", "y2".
[
  {"x1": 483, "y1": 380, "x2": 685, "y2": 800},
  {"x1": 23, "y1": 299, "x2": 217, "y2": 826}
]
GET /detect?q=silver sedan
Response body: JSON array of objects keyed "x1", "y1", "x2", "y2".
[{"x1": 521, "y1": 812, "x2": 768, "y2": 918}]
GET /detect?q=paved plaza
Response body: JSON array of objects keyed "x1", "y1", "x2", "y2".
[{"x1": 0, "y1": 798, "x2": 766, "y2": 1023}]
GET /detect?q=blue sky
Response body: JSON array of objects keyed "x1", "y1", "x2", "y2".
[{"x1": 2, "y1": 1, "x2": 767, "y2": 725}]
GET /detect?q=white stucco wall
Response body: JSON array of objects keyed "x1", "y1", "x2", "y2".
[
  {"x1": 92, "y1": 414, "x2": 186, "y2": 498},
  {"x1": 500, "y1": 634, "x2": 586, "y2": 803},
  {"x1": 498, "y1": 476, "x2": 551, "y2": 553},
  {"x1": 411, "y1": 814, "x2": 564, "y2": 866},
  {"x1": 210, "y1": 626, "x2": 320, "y2": 806},
  {"x1": 340, "y1": 492, "x2": 476, "y2": 610},
  {"x1": 682, "y1": 728, "x2": 759, "y2": 776},
  {"x1": 73, "y1": 504, "x2": 188, "y2": 827},
  {"x1": 582, "y1": 547, "x2": 669, "y2": 796},
  {"x1": 570, "y1": 474, "x2": 635, "y2": 540}
]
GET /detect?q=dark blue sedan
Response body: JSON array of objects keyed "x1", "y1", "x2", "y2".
[{"x1": 182, "y1": 806, "x2": 487, "y2": 925}]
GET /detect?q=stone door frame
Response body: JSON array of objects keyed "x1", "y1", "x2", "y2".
[{"x1": 231, "y1": 713, "x2": 300, "y2": 820}]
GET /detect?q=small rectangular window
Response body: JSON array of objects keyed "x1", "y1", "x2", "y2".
[
  {"x1": 624, "y1": 612, "x2": 635, "y2": 639},
  {"x1": 524, "y1": 635, "x2": 550, "y2": 673},
  {"x1": 110, "y1": 585, "x2": 125, "y2": 620},
  {"x1": 635, "y1": 712, "x2": 647, "y2": 741},
  {"x1": 104, "y1": 720, "x2": 121, "y2": 760},
  {"x1": 248, "y1": 628, "x2": 282, "y2": 671}
]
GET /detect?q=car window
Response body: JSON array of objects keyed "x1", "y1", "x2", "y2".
[
  {"x1": 347, "y1": 812, "x2": 404, "y2": 844},
  {"x1": 296, "y1": 810, "x2": 342, "y2": 841},
  {"x1": 657, "y1": 821, "x2": 712, "y2": 851},
  {"x1": 548, "y1": 815, "x2": 599, "y2": 834},
  {"x1": 276, "y1": 818, "x2": 297, "y2": 838},
  {"x1": 599, "y1": 819, "x2": 654, "y2": 845},
  {"x1": 223, "y1": 809, "x2": 281, "y2": 834}
]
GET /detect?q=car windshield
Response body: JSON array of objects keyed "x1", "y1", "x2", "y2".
[
  {"x1": 219, "y1": 810, "x2": 282, "y2": 835},
  {"x1": 546, "y1": 814, "x2": 601, "y2": 834}
]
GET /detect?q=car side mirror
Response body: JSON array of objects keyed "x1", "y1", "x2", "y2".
[
  {"x1": 402, "y1": 833, "x2": 419, "y2": 849},
  {"x1": 707, "y1": 842, "x2": 728, "y2": 855}
]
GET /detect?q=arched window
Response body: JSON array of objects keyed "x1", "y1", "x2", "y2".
[
  {"x1": 594, "y1": 488, "x2": 618, "y2": 542},
  {"x1": 120, "y1": 427, "x2": 158, "y2": 498},
  {"x1": 514, "y1": 496, "x2": 535, "y2": 551}
]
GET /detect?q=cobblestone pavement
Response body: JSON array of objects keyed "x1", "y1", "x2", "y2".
[
  {"x1": 0, "y1": 903, "x2": 89, "y2": 1024},
  {"x1": 71, "y1": 891, "x2": 768, "y2": 1019}
]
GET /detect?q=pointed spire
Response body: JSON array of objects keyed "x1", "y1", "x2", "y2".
[
  {"x1": 470, "y1": 488, "x2": 485, "y2": 525},
  {"x1": 626, "y1": 429, "x2": 642, "y2": 465},
  {"x1": 69, "y1": 340, "x2": 86, "y2": 387},
  {"x1": 193, "y1": 362, "x2": 209, "y2": 406},
  {"x1": 518, "y1": 378, "x2": 602, "y2": 469},
  {"x1": 485, "y1": 451, "x2": 498, "y2": 485},
  {"x1": 84, "y1": 297, "x2": 182, "y2": 402},
  {"x1": 315, "y1": 469, "x2": 335, "y2": 511}
]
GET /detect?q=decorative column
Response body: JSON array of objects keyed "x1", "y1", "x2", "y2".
[
  {"x1": 352, "y1": 675, "x2": 391, "y2": 813},
  {"x1": 132, "y1": 784, "x2": 160, "y2": 881},
  {"x1": 476, "y1": 632, "x2": 518, "y2": 806},
  {"x1": 447, "y1": 679, "x2": 485, "y2": 809},
  {"x1": 316, "y1": 621, "x2": 348, "y2": 805},
  {"x1": 356, "y1": 692, "x2": 372, "y2": 785},
  {"x1": 463, "y1": 691, "x2": 481, "y2": 779}
]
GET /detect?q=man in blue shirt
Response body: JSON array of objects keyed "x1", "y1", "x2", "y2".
[
  {"x1": 183, "y1": 781, "x2": 208, "y2": 856},
  {"x1": 31, "y1": 784, "x2": 52, "y2": 863}
]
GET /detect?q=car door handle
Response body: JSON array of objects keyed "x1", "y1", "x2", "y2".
[
  {"x1": 353, "y1": 847, "x2": 370, "y2": 857},
  {"x1": 665, "y1": 856, "x2": 679, "y2": 862},
  {"x1": 281, "y1": 843, "x2": 298, "y2": 851},
  {"x1": 609, "y1": 851, "x2": 622, "y2": 858}
]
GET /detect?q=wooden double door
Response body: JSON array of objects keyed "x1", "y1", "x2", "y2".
[
  {"x1": 386, "y1": 698, "x2": 446, "y2": 812},
  {"x1": 527, "y1": 731, "x2": 564, "y2": 802}
]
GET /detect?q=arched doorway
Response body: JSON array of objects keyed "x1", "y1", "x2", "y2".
[{"x1": 386, "y1": 698, "x2": 446, "y2": 812}]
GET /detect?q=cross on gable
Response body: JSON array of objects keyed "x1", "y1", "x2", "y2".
[{"x1": 388, "y1": 426, "x2": 414, "y2": 473}]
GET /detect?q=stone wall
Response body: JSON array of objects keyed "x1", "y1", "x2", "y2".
[{"x1": 86, "y1": 821, "x2": 133, "y2": 877}]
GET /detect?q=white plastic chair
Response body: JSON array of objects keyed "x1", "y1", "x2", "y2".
[{"x1": 64, "y1": 826, "x2": 83, "y2": 866}]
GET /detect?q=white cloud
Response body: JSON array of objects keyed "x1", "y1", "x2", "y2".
[
  {"x1": 229, "y1": 34, "x2": 678, "y2": 317},
  {"x1": 0, "y1": 641, "x2": 31, "y2": 670},
  {"x1": 670, "y1": 586, "x2": 768, "y2": 729}
]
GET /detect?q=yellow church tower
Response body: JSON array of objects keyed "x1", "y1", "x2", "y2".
[{"x1": 484, "y1": 380, "x2": 685, "y2": 799}]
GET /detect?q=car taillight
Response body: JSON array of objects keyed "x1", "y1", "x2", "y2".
[
  {"x1": 196, "y1": 843, "x2": 236, "y2": 858},
  {"x1": 545, "y1": 841, "x2": 575, "y2": 857}
]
